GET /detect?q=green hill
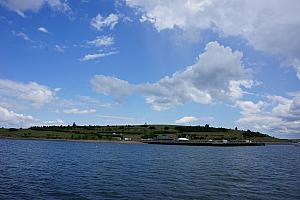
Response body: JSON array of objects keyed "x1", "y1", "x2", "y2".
[{"x1": 0, "y1": 124, "x2": 285, "y2": 142}]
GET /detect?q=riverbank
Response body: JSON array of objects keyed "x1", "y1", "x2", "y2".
[
  {"x1": 1, "y1": 137, "x2": 295, "y2": 146},
  {"x1": 0, "y1": 137, "x2": 143, "y2": 144}
]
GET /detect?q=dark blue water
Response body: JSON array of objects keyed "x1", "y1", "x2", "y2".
[{"x1": 0, "y1": 139, "x2": 299, "y2": 200}]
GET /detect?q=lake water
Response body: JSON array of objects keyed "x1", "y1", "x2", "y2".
[{"x1": 0, "y1": 139, "x2": 299, "y2": 200}]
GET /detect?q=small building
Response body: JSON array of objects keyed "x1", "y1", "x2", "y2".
[{"x1": 156, "y1": 134, "x2": 175, "y2": 141}]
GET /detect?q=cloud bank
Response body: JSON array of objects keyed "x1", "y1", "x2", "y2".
[
  {"x1": 0, "y1": 0, "x2": 71, "y2": 17},
  {"x1": 126, "y1": 0, "x2": 300, "y2": 79},
  {"x1": 0, "y1": 79, "x2": 58, "y2": 106},
  {"x1": 0, "y1": 106, "x2": 64, "y2": 128},
  {"x1": 91, "y1": 41, "x2": 253, "y2": 111},
  {"x1": 236, "y1": 94, "x2": 300, "y2": 135}
]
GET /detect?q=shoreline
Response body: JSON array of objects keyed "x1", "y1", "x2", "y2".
[
  {"x1": 0, "y1": 137, "x2": 295, "y2": 145},
  {"x1": 0, "y1": 137, "x2": 144, "y2": 144}
]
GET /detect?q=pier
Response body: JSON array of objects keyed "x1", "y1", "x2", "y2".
[{"x1": 143, "y1": 140, "x2": 265, "y2": 146}]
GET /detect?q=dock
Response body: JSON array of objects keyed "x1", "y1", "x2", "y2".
[{"x1": 142, "y1": 140, "x2": 265, "y2": 146}]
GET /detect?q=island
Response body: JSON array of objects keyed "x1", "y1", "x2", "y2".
[{"x1": 0, "y1": 123, "x2": 294, "y2": 146}]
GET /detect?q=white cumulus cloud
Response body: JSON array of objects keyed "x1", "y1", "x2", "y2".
[
  {"x1": 12, "y1": 31, "x2": 32, "y2": 41},
  {"x1": 175, "y1": 116, "x2": 198, "y2": 124},
  {"x1": 235, "y1": 100, "x2": 265, "y2": 114},
  {"x1": 87, "y1": 35, "x2": 114, "y2": 47},
  {"x1": 91, "y1": 41, "x2": 253, "y2": 111},
  {"x1": 90, "y1": 13, "x2": 119, "y2": 31},
  {"x1": 0, "y1": 106, "x2": 64, "y2": 128},
  {"x1": 80, "y1": 51, "x2": 118, "y2": 61},
  {"x1": 37, "y1": 27, "x2": 48, "y2": 33},
  {"x1": 236, "y1": 94, "x2": 300, "y2": 135},
  {"x1": 91, "y1": 75, "x2": 133, "y2": 100},
  {"x1": 126, "y1": 0, "x2": 300, "y2": 79},
  {"x1": 63, "y1": 108, "x2": 96, "y2": 114},
  {"x1": 0, "y1": 79, "x2": 58, "y2": 106},
  {"x1": 0, "y1": 0, "x2": 71, "y2": 17}
]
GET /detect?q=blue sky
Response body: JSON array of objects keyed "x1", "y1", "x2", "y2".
[{"x1": 0, "y1": 0, "x2": 299, "y2": 138}]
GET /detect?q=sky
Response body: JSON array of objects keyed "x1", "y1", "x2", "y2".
[{"x1": 0, "y1": 0, "x2": 299, "y2": 138}]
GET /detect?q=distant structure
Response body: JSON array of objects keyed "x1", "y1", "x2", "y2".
[
  {"x1": 178, "y1": 137, "x2": 189, "y2": 141},
  {"x1": 156, "y1": 134, "x2": 175, "y2": 141}
]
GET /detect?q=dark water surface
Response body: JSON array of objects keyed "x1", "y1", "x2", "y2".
[{"x1": 0, "y1": 139, "x2": 299, "y2": 200}]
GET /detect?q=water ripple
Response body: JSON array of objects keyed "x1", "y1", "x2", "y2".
[{"x1": 0, "y1": 139, "x2": 299, "y2": 200}]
